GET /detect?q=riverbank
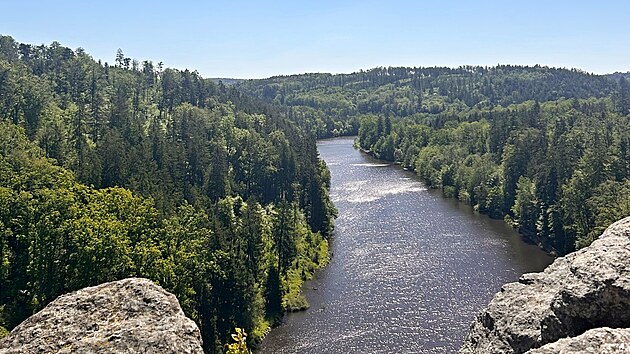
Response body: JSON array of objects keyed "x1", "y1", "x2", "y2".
[
  {"x1": 250, "y1": 234, "x2": 330, "y2": 346},
  {"x1": 257, "y1": 137, "x2": 552, "y2": 353},
  {"x1": 355, "y1": 143, "x2": 558, "y2": 258}
]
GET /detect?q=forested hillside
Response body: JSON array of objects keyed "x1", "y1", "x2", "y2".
[
  {"x1": 0, "y1": 35, "x2": 336, "y2": 352},
  {"x1": 238, "y1": 65, "x2": 618, "y2": 138},
  {"x1": 241, "y1": 66, "x2": 630, "y2": 255},
  {"x1": 2, "y1": 31, "x2": 629, "y2": 352}
]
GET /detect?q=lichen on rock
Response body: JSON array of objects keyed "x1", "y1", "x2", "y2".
[{"x1": 0, "y1": 278, "x2": 203, "y2": 354}]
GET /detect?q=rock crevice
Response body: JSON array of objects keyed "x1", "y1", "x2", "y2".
[{"x1": 460, "y1": 216, "x2": 630, "y2": 353}]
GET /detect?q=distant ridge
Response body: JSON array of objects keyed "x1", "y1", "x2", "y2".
[{"x1": 606, "y1": 72, "x2": 630, "y2": 81}]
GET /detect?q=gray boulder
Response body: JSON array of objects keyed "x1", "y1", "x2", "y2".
[
  {"x1": 528, "y1": 327, "x2": 630, "y2": 353},
  {"x1": 460, "y1": 216, "x2": 630, "y2": 354},
  {"x1": 0, "y1": 278, "x2": 203, "y2": 354}
]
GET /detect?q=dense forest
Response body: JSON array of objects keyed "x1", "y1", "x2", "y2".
[
  {"x1": 2, "y1": 32, "x2": 630, "y2": 352},
  {"x1": 237, "y1": 66, "x2": 618, "y2": 138},
  {"x1": 0, "y1": 35, "x2": 336, "y2": 352},
  {"x1": 241, "y1": 66, "x2": 630, "y2": 255}
]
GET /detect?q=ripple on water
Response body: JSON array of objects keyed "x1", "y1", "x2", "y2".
[
  {"x1": 350, "y1": 163, "x2": 391, "y2": 167},
  {"x1": 339, "y1": 179, "x2": 427, "y2": 204},
  {"x1": 257, "y1": 137, "x2": 553, "y2": 354}
]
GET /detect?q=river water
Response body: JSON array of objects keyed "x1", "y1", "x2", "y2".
[{"x1": 258, "y1": 137, "x2": 552, "y2": 353}]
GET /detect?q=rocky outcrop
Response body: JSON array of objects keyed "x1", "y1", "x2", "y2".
[
  {"x1": 529, "y1": 327, "x2": 630, "y2": 353},
  {"x1": 460, "y1": 216, "x2": 630, "y2": 354},
  {"x1": 0, "y1": 278, "x2": 203, "y2": 354}
]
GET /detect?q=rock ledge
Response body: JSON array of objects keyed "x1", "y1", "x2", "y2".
[
  {"x1": 0, "y1": 278, "x2": 203, "y2": 354},
  {"x1": 529, "y1": 327, "x2": 630, "y2": 353},
  {"x1": 460, "y1": 216, "x2": 630, "y2": 353}
]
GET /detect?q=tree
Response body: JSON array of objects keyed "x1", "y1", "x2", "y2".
[
  {"x1": 0, "y1": 38, "x2": 338, "y2": 352},
  {"x1": 512, "y1": 176, "x2": 538, "y2": 236},
  {"x1": 617, "y1": 77, "x2": 630, "y2": 116},
  {"x1": 384, "y1": 113, "x2": 392, "y2": 135},
  {"x1": 115, "y1": 48, "x2": 124, "y2": 67}
]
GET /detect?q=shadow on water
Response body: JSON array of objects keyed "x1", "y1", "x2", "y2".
[{"x1": 258, "y1": 136, "x2": 553, "y2": 354}]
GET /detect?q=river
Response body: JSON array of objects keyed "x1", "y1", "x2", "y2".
[{"x1": 258, "y1": 136, "x2": 553, "y2": 353}]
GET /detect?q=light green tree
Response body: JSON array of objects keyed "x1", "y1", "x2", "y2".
[{"x1": 225, "y1": 328, "x2": 251, "y2": 354}]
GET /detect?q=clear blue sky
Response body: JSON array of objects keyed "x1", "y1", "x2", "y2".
[{"x1": 2, "y1": 0, "x2": 629, "y2": 79}]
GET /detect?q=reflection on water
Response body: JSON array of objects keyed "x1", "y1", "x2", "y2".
[
  {"x1": 258, "y1": 137, "x2": 553, "y2": 354},
  {"x1": 334, "y1": 179, "x2": 426, "y2": 203},
  {"x1": 350, "y1": 163, "x2": 391, "y2": 167}
]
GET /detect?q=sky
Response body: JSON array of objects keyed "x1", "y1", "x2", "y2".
[{"x1": 2, "y1": 0, "x2": 629, "y2": 79}]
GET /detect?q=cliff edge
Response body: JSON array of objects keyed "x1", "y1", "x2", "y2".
[
  {"x1": 460, "y1": 216, "x2": 630, "y2": 353},
  {"x1": 0, "y1": 278, "x2": 203, "y2": 354}
]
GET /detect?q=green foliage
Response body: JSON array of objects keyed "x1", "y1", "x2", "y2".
[
  {"x1": 239, "y1": 66, "x2": 617, "y2": 138},
  {"x1": 512, "y1": 176, "x2": 538, "y2": 236},
  {"x1": 240, "y1": 68, "x2": 629, "y2": 256},
  {"x1": 584, "y1": 180, "x2": 630, "y2": 247},
  {"x1": 225, "y1": 328, "x2": 251, "y2": 354},
  {"x1": 357, "y1": 97, "x2": 630, "y2": 255},
  {"x1": 0, "y1": 35, "x2": 337, "y2": 353},
  {"x1": 3, "y1": 32, "x2": 628, "y2": 352}
]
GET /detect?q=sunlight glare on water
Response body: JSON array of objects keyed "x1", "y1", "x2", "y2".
[{"x1": 258, "y1": 137, "x2": 552, "y2": 354}]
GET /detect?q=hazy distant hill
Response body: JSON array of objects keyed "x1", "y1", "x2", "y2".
[
  {"x1": 607, "y1": 72, "x2": 630, "y2": 81},
  {"x1": 239, "y1": 65, "x2": 617, "y2": 110},
  {"x1": 237, "y1": 65, "x2": 619, "y2": 138}
]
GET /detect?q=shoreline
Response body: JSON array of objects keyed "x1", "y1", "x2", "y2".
[{"x1": 354, "y1": 146, "x2": 557, "y2": 258}]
